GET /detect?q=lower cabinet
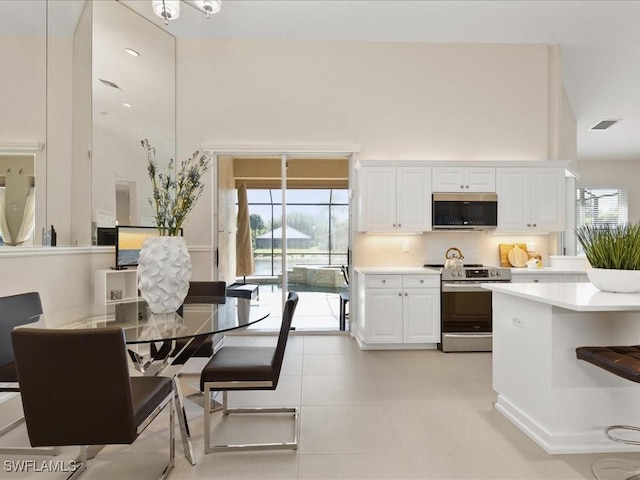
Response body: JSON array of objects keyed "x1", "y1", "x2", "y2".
[
  {"x1": 361, "y1": 274, "x2": 440, "y2": 346},
  {"x1": 511, "y1": 273, "x2": 588, "y2": 284}
]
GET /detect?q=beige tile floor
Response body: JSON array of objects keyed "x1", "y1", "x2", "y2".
[
  {"x1": 247, "y1": 290, "x2": 346, "y2": 331},
  {"x1": 1, "y1": 334, "x2": 639, "y2": 480}
]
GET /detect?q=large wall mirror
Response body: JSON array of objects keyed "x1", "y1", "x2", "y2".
[
  {"x1": 0, "y1": 1, "x2": 46, "y2": 246},
  {"x1": 70, "y1": 0, "x2": 176, "y2": 246}
]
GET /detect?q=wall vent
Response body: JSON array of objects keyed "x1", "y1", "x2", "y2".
[
  {"x1": 590, "y1": 119, "x2": 620, "y2": 130},
  {"x1": 99, "y1": 78, "x2": 122, "y2": 90}
]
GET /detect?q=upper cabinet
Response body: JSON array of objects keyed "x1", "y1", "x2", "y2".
[
  {"x1": 496, "y1": 167, "x2": 565, "y2": 232},
  {"x1": 357, "y1": 166, "x2": 431, "y2": 232},
  {"x1": 432, "y1": 167, "x2": 495, "y2": 192}
]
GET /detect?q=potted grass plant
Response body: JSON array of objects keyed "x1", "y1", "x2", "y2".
[
  {"x1": 576, "y1": 223, "x2": 640, "y2": 293},
  {"x1": 137, "y1": 139, "x2": 211, "y2": 314}
]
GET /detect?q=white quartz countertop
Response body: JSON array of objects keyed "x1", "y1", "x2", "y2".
[
  {"x1": 483, "y1": 282, "x2": 640, "y2": 311},
  {"x1": 354, "y1": 267, "x2": 441, "y2": 275},
  {"x1": 509, "y1": 267, "x2": 587, "y2": 275}
]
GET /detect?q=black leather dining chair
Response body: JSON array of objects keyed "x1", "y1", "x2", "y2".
[
  {"x1": 0, "y1": 292, "x2": 58, "y2": 455},
  {"x1": 339, "y1": 265, "x2": 350, "y2": 330},
  {"x1": 200, "y1": 291, "x2": 299, "y2": 453},
  {"x1": 11, "y1": 327, "x2": 175, "y2": 480}
]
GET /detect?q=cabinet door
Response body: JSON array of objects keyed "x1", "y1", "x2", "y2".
[
  {"x1": 357, "y1": 167, "x2": 397, "y2": 231},
  {"x1": 364, "y1": 289, "x2": 403, "y2": 343},
  {"x1": 496, "y1": 168, "x2": 530, "y2": 232},
  {"x1": 402, "y1": 288, "x2": 440, "y2": 343},
  {"x1": 396, "y1": 166, "x2": 431, "y2": 232},
  {"x1": 432, "y1": 167, "x2": 464, "y2": 191},
  {"x1": 530, "y1": 168, "x2": 565, "y2": 231},
  {"x1": 465, "y1": 167, "x2": 495, "y2": 192}
]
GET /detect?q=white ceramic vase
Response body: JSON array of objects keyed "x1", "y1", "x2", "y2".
[
  {"x1": 587, "y1": 268, "x2": 640, "y2": 293},
  {"x1": 137, "y1": 236, "x2": 192, "y2": 314}
]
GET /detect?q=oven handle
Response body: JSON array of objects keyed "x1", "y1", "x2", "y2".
[
  {"x1": 442, "y1": 284, "x2": 495, "y2": 293},
  {"x1": 443, "y1": 333, "x2": 493, "y2": 339}
]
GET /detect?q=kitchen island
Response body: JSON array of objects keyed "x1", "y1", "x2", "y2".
[{"x1": 482, "y1": 282, "x2": 640, "y2": 454}]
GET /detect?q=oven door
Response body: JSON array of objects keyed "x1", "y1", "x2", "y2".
[{"x1": 440, "y1": 283, "x2": 493, "y2": 352}]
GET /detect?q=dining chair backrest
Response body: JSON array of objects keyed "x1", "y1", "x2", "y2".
[
  {"x1": 183, "y1": 281, "x2": 227, "y2": 304},
  {"x1": 272, "y1": 291, "x2": 298, "y2": 383},
  {"x1": 0, "y1": 292, "x2": 43, "y2": 367},
  {"x1": 341, "y1": 265, "x2": 349, "y2": 286},
  {"x1": 11, "y1": 327, "x2": 138, "y2": 446}
]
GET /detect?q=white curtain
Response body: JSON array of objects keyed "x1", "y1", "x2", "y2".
[
  {"x1": 0, "y1": 189, "x2": 12, "y2": 245},
  {"x1": 15, "y1": 187, "x2": 35, "y2": 245},
  {"x1": 236, "y1": 183, "x2": 255, "y2": 277}
]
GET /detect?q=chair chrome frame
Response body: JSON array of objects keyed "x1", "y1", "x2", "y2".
[
  {"x1": 203, "y1": 385, "x2": 298, "y2": 453},
  {"x1": 201, "y1": 291, "x2": 299, "y2": 453}
]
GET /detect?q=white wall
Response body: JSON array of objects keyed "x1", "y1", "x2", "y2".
[{"x1": 176, "y1": 39, "x2": 560, "y2": 270}]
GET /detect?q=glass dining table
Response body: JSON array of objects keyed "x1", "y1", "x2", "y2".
[{"x1": 34, "y1": 297, "x2": 271, "y2": 466}]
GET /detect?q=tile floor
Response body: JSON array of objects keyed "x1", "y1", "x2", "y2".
[
  {"x1": 248, "y1": 291, "x2": 345, "y2": 332},
  {"x1": 1, "y1": 334, "x2": 639, "y2": 479}
]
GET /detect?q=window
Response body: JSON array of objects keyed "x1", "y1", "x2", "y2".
[
  {"x1": 576, "y1": 187, "x2": 628, "y2": 253},
  {"x1": 245, "y1": 188, "x2": 349, "y2": 276}
]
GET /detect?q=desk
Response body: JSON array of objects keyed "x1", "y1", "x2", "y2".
[{"x1": 39, "y1": 297, "x2": 270, "y2": 465}]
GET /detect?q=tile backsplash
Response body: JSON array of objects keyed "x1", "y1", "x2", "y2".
[{"x1": 355, "y1": 231, "x2": 557, "y2": 268}]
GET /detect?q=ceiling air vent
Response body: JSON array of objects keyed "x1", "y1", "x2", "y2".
[
  {"x1": 590, "y1": 119, "x2": 620, "y2": 130},
  {"x1": 99, "y1": 78, "x2": 122, "y2": 90}
]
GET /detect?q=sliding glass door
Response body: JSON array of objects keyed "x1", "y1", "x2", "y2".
[{"x1": 216, "y1": 153, "x2": 351, "y2": 331}]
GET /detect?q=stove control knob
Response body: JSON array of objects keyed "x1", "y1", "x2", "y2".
[
  {"x1": 496, "y1": 271, "x2": 502, "y2": 276},
  {"x1": 490, "y1": 271, "x2": 496, "y2": 276}
]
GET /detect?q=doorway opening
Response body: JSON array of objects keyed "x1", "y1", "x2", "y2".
[{"x1": 216, "y1": 154, "x2": 352, "y2": 332}]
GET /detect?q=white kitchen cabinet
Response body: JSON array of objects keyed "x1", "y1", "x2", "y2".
[
  {"x1": 357, "y1": 166, "x2": 431, "y2": 232},
  {"x1": 361, "y1": 274, "x2": 440, "y2": 346},
  {"x1": 496, "y1": 167, "x2": 565, "y2": 232},
  {"x1": 432, "y1": 167, "x2": 495, "y2": 192}
]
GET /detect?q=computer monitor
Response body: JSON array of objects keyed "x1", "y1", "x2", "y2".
[{"x1": 114, "y1": 226, "x2": 183, "y2": 269}]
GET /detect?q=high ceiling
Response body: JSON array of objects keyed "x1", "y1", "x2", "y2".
[
  {"x1": 122, "y1": 0, "x2": 640, "y2": 164},
  {"x1": 4, "y1": 1, "x2": 640, "y2": 163}
]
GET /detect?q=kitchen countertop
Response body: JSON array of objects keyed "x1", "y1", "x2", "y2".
[
  {"x1": 482, "y1": 282, "x2": 640, "y2": 311},
  {"x1": 354, "y1": 267, "x2": 441, "y2": 275}
]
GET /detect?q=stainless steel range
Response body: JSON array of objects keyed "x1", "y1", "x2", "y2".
[{"x1": 425, "y1": 264, "x2": 512, "y2": 352}]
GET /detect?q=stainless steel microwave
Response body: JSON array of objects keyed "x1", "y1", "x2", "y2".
[{"x1": 432, "y1": 193, "x2": 498, "y2": 230}]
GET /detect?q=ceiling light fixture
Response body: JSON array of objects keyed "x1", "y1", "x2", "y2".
[
  {"x1": 152, "y1": 0, "x2": 180, "y2": 24},
  {"x1": 152, "y1": 0, "x2": 221, "y2": 25},
  {"x1": 123, "y1": 103, "x2": 132, "y2": 108},
  {"x1": 194, "y1": 0, "x2": 221, "y2": 18},
  {"x1": 125, "y1": 48, "x2": 140, "y2": 57}
]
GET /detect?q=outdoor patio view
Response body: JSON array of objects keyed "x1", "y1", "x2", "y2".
[{"x1": 242, "y1": 188, "x2": 350, "y2": 331}]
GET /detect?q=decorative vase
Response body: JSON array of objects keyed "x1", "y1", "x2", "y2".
[
  {"x1": 137, "y1": 236, "x2": 192, "y2": 314},
  {"x1": 587, "y1": 268, "x2": 640, "y2": 293}
]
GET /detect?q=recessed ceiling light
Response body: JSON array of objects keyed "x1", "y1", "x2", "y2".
[
  {"x1": 590, "y1": 119, "x2": 621, "y2": 130},
  {"x1": 122, "y1": 103, "x2": 132, "y2": 108},
  {"x1": 125, "y1": 48, "x2": 140, "y2": 57}
]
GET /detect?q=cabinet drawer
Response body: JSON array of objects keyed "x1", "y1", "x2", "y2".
[
  {"x1": 403, "y1": 275, "x2": 440, "y2": 288},
  {"x1": 364, "y1": 275, "x2": 402, "y2": 289}
]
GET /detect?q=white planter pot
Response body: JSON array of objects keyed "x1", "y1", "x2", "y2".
[
  {"x1": 587, "y1": 268, "x2": 640, "y2": 293},
  {"x1": 137, "y1": 236, "x2": 192, "y2": 314}
]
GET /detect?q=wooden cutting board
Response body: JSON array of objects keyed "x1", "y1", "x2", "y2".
[
  {"x1": 507, "y1": 244, "x2": 529, "y2": 268},
  {"x1": 499, "y1": 243, "x2": 527, "y2": 267}
]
